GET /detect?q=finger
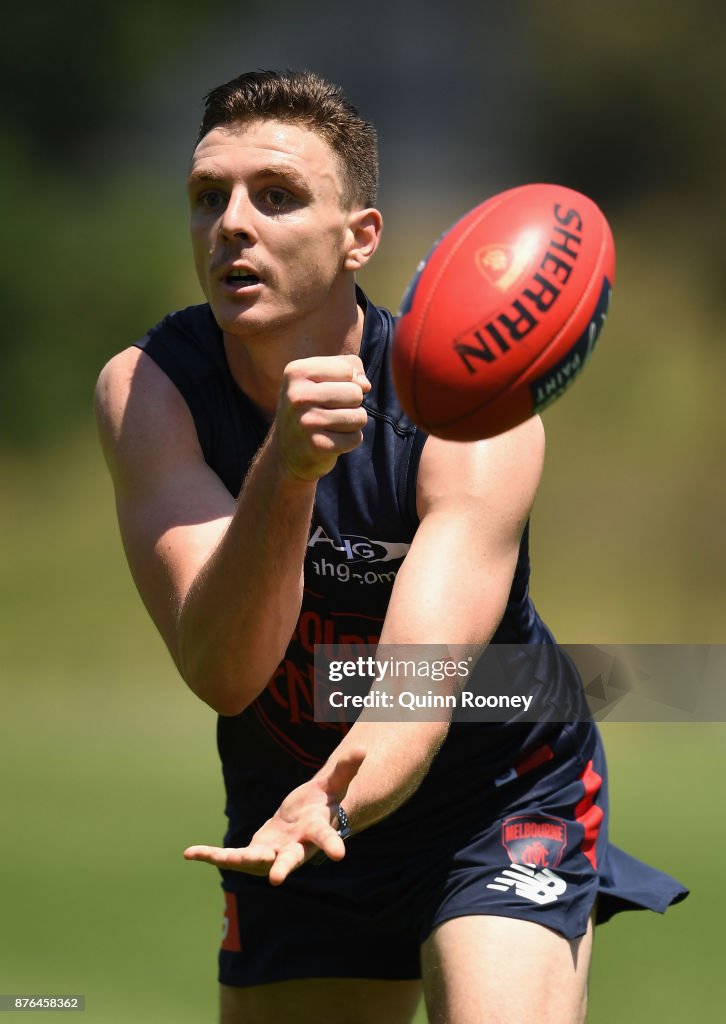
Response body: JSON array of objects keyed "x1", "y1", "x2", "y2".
[
  {"x1": 267, "y1": 842, "x2": 308, "y2": 887},
  {"x1": 287, "y1": 381, "x2": 367, "y2": 410},
  {"x1": 322, "y1": 746, "x2": 367, "y2": 802},
  {"x1": 352, "y1": 364, "x2": 371, "y2": 393},
  {"x1": 310, "y1": 828, "x2": 347, "y2": 864},
  {"x1": 299, "y1": 407, "x2": 368, "y2": 433},
  {"x1": 293, "y1": 381, "x2": 368, "y2": 409},
  {"x1": 304, "y1": 429, "x2": 366, "y2": 454},
  {"x1": 285, "y1": 355, "x2": 370, "y2": 389},
  {"x1": 183, "y1": 843, "x2": 277, "y2": 874},
  {"x1": 266, "y1": 836, "x2": 346, "y2": 886}
]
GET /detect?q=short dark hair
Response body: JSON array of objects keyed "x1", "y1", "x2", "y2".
[{"x1": 198, "y1": 69, "x2": 378, "y2": 209}]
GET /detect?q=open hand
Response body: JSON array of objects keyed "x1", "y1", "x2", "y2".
[{"x1": 184, "y1": 746, "x2": 365, "y2": 885}]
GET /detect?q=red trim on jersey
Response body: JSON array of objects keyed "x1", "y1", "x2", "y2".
[
  {"x1": 514, "y1": 744, "x2": 555, "y2": 777},
  {"x1": 574, "y1": 759, "x2": 604, "y2": 869},
  {"x1": 330, "y1": 610, "x2": 385, "y2": 623},
  {"x1": 221, "y1": 892, "x2": 242, "y2": 953}
]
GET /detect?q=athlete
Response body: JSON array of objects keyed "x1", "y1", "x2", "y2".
[{"x1": 95, "y1": 70, "x2": 687, "y2": 1024}]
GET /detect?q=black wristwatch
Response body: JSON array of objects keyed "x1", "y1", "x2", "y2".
[
  {"x1": 311, "y1": 805, "x2": 352, "y2": 866},
  {"x1": 335, "y1": 804, "x2": 353, "y2": 841}
]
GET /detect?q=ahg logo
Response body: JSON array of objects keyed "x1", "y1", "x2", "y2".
[{"x1": 307, "y1": 525, "x2": 410, "y2": 565}]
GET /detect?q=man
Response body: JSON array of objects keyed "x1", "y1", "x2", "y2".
[{"x1": 95, "y1": 70, "x2": 686, "y2": 1024}]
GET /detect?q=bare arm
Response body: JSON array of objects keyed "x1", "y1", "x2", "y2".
[
  {"x1": 95, "y1": 345, "x2": 368, "y2": 714},
  {"x1": 329, "y1": 416, "x2": 545, "y2": 830},
  {"x1": 185, "y1": 415, "x2": 545, "y2": 880}
]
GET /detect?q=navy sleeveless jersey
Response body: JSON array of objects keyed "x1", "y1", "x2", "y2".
[{"x1": 135, "y1": 291, "x2": 577, "y2": 847}]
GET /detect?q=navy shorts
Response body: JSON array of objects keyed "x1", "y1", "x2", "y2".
[{"x1": 218, "y1": 722, "x2": 687, "y2": 987}]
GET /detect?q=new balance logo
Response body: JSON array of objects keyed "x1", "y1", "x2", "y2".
[{"x1": 486, "y1": 863, "x2": 567, "y2": 905}]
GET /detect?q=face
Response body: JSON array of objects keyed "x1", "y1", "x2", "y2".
[{"x1": 188, "y1": 119, "x2": 358, "y2": 339}]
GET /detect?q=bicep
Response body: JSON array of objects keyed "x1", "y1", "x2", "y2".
[
  {"x1": 380, "y1": 417, "x2": 544, "y2": 645},
  {"x1": 96, "y1": 347, "x2": 235, "y2": 662}
]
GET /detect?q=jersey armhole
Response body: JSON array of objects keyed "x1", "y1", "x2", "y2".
[
  {"x1": 400, "y1": 429, "x2": 428, "y2": 531},
  {"x1": 133, "y1": 337, "x2": 215, "y2": 462}
]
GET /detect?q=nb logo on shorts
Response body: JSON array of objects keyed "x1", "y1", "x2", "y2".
[{"x1": 486, "y1": 863, "x2": 568, "y2": 905}]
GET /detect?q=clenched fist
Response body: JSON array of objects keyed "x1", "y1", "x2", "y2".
[{"x1": 273, "y1": 354, "x2": 370, "y2": 481}]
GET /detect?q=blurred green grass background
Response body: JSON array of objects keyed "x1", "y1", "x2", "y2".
[{"x1": 2, "y1": 2, "x2": 724, "y2": 1020}]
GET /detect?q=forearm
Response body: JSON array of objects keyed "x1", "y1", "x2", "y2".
[
  {"x1": 322, "y1": 427, "x2": 542, "y2": 831},
  {"x1": 178, "y1": 425, "x2": 316, "y2": 713},
  {"x1": 317, "y1": 717, "x2": 450, "y2": 833}
]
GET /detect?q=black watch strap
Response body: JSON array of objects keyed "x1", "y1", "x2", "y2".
[{"x1": 335, "y1": 804, "x2": 352, "y2": 841}]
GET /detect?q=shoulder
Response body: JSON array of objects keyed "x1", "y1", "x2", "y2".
[
  {"x1": 95, "y1": 338, "x2": 197, "y2": 439},
  {"x1": 95, "y1": 344, "x2": 202, "y2": 495},
  {"x1": 96, "y1": 303, "x2": 218, "y2": 450}
]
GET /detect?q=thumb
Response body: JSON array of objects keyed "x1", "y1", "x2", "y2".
[
  {"x1": 322, "y1": 746, "x2": 366, "y2": 802},
  {"x1": 346, "y1": 354, "x2": 371, "y2": 393}
]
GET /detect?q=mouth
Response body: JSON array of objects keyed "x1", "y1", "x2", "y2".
[
  {"x1": 214, "y1": 260, "x2": 266, "y2": 296},
  {"x1": 225, "y1": 269, "x2": 262, "y2": 288}
]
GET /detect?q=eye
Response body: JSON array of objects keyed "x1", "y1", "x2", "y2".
[
  {"x1": 197, "y1": 189, "x2": 226, "y2": 211},
  {"x1": 262, "y1": 188, "x2": 292, "y2": 211}
]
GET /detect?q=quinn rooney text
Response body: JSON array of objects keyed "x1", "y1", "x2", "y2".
[{"x1": 327, "y1": 691, "x2": 535, "y2": 712}]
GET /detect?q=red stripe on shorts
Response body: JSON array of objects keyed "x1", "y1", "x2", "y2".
[
  {"x1": 221, "y1": 891, "x2": 242, "y2": 953},
  {"x1": 574, "y1": 759, "x2": 604, "y2": 869}
]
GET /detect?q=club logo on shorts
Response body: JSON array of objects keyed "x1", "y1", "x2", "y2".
[{"x1": 501, "y1": 814, "x2": 567, "y2": 869}]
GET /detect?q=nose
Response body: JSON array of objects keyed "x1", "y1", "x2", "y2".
[{"x1": 219, "y1": 187, "x2": 258, "y2": 243}]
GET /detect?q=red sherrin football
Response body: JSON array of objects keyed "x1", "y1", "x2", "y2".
[{"x1": 391, "y1": 183, "x2": 615, "y2": 440}]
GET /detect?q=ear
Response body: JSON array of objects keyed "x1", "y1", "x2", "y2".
[{"x1": 343, "y1": 208, "x2": 383, "y2": 271}]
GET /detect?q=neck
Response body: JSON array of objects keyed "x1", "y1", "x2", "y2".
[{"x1": 222, "y1": 282, "x2": 365, "y2": 419}]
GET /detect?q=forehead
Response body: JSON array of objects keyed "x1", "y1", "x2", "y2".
[{"x1": 189, "y1": 118, "x2": 344, "y2": 197}]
